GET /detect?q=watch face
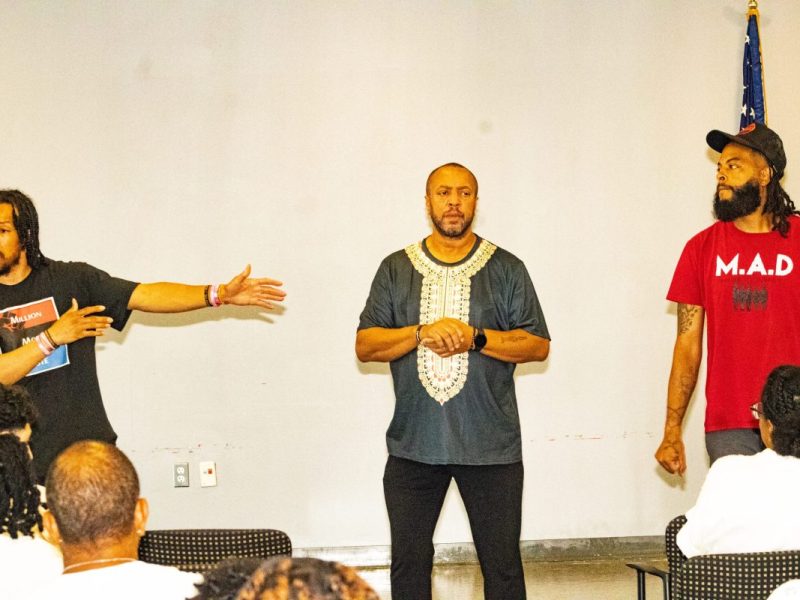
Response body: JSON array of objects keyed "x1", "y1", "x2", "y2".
[{"x1": 474, "y1": 330, "x2": 487, "y2": 351}]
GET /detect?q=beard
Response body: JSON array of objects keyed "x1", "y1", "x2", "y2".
[
  {"x1": 0, "y1": 245, "x2": 21, "y2": 277},
  {"x1": 430, "y1": 209, "x2": 474, "y2": 239},
  {"x1": 713, "y1": 180, "x2": 762, "y2": 222}
]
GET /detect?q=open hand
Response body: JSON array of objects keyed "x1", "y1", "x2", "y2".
[
  {"x1": 47, "y1": 299, "x2": 114, "y2": 345},
  {"x1": 221, "y1": 265, "x2": 286, "y2": 309}
]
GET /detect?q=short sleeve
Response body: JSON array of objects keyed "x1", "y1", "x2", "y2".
[
  {"x1": 508, "y1": 261, "x2": 550, "y2": 340},
  {"x1": 73, "y1": 263, "x2": 139, "y2": 331},
  {"x1": 357, "y1": 257, "x2": 396, "y2": 330},
  {"x1": 667, "y1": 238, "x2": 704, "y2": 307}
]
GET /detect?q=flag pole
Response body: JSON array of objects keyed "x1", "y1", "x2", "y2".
[{"x1": 748, "y1": 0, "x2": 768, "y2": 124}]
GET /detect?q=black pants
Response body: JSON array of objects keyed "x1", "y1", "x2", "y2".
[{"x1": 383, "y1": 455, "x2": 526, "y2": 600}]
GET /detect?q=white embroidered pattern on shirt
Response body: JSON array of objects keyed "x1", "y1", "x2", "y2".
[{"x1": 405, "y1": 240, "x2": 496, "y2": 405}]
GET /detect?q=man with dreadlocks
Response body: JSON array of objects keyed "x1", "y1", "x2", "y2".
[
  {"x1": 0, "y1": 189, "x2": 286, "y2": 480},
  {"x1": 656, "y1": 123, "x2": 800, "y2": 475}
]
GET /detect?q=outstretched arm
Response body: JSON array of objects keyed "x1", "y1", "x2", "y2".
[
  {"x1": 0, "y1": 299, "x2": 113, "y2": 384},
  {"x1": 128, "y1": 265, "x2": 285, "y2": 313},
  {"x1": 655, "y1": 303, "x2": 704, "y2": 476}
]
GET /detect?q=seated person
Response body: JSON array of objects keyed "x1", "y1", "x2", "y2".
[
  {"x1": 0, "y1": 433, "x2": 63, "y2": 597},
  {"x1": 192, "y1": 557, "x2": 267, "y2": 600},
  {"x1": 678, "y1": 364, "x2": 800, "y2": 557},
  {"x1": 0, "y1": 381, "x2": 38, "y2": 448},
  {"x1": 234, "y1": 557, "x2": 379, "y2": 600},
  {"x1": 31, "y1": 440, "x2": 202, "y2": 600},
  {"x1": 0, "y1": 383, "x2": 47, "y2": 500}
]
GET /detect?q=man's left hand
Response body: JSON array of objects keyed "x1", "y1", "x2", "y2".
[
  {"x1": 421, "y1": 317, "x2": 473, "y2": 357},
  {"x1": 221, "y1": 265, "x2": 286, "y2": 309}
]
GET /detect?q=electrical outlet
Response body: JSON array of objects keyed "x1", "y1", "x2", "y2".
[{"x1": 173, "y1": 462, "x2": 189, "y2": 487}]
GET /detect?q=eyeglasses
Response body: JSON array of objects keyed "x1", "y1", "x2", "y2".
[{"x1": 750, "y1": 402, "x2": 764, "y2": 420}]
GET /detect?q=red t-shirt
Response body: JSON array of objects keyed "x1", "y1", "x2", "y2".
[{"x1": 667, "y1": 216, "x2": 800, "y2": 432}]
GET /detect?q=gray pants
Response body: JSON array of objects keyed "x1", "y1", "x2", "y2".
[{"x1": 705, "y1": 428, "x2": 764, "y2": 464}]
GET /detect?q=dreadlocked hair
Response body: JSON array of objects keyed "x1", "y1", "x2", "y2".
[
  {"x1": 764, "y1": 178, "x2": 799, "y2": 238},
  {"x1": 193, "y1": 557, "x2": 264, "y2": 600},
  {"x1": 0, "y1": 190, "x2": 48, "y2": 269},
  {"x1": 0, "y1": 434, "x2": 42, "y2": 539},
  {"x1": 762, "y1": 365, "x2": 800, "y2": 458},
  {"x1": 235, "y1": 557, "x2": 380, "y2": 600},
  {"x1": 0, "y1": 384, "x2": 38, "y2": 431}
]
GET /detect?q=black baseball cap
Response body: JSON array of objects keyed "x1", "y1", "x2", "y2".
[{"x1": 707, "y1": 122, "x2": 786, "y2": 178}]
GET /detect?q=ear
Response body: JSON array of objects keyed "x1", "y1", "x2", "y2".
[
  {"x1": 759, "y1": 165, "x2": 773, "y2": 187},
  {"x1": 41, "y1": 509, "x2": 62, "y2": 548},
  {"x1": 133, "y1": 497, "x2": 149, "y2": 537},
  {"x1": 762, "y1": 419, "x2": 775, "y2": 449}
]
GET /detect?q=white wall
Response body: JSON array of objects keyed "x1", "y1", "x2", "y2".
[{"x1": 1, "y1": 0, "x2": 798, "y2": 549}]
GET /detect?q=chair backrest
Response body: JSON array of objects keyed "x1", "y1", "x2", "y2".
[
  {"x1": 666, "y1": 515, "x2": 688, "y2": 574},
  {"x1": 674, "y1": 551, "x2": 800, "y2": 600},
  {"x1": 666, "y1": 514, "x2": 800, "y2": 600},
  {"x1": 138, "y1": 528, "x2": 292, "y2": 574}
]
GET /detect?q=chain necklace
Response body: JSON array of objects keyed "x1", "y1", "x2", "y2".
[{"x1": 63, "y1": 557, "x2": 136, "y2": 574}]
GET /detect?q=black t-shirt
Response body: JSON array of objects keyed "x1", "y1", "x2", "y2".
[
  {"x1": 0, "y1": 260, "x2": 137, "y2": 479},
  {"x1": 358, "y1": 237, "x2": 550, "y2": 465}
]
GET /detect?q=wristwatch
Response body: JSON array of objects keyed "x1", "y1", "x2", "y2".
[{"x1": 472, "y1": 327, "x2": 487, "y2": 352}]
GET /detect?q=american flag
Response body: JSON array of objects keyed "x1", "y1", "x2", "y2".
[{"x1": 740, "y1": 6, "x2": 766, "y2": 128}]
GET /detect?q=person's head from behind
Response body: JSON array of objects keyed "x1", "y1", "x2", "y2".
[
  {"x1": 756, "y1": 365, "x2": 800, "y2": 456},
  {"x1": 0, "y1": 383, "x2": 38, "y2": 446},
  {"x1": 42, "y1": 440, "x2": 147, "y2": 556},
  {"x1": 234, "y1": 557, "x2": 379, "y2": 600},
  {"x1": 0, "y1": 433, "x2": 42, "y2": 538},
  {"x1": 193, "y1": 557, "x2": 264, "y2": 600}
]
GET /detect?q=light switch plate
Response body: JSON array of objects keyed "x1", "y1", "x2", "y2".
[{"x1": 199, "y1": 461, "x2": 217, "y2": 487}]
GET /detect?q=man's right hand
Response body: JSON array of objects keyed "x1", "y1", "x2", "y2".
[
  {"x1": 419, "y1": 318, "x2": 473, "y2": 357},
  {"x1": 47, "y1": 299, "x2": 114, "y2": 346},
  {"x1": 655, "y1": 433, "x2": 686, "y2": 475}
]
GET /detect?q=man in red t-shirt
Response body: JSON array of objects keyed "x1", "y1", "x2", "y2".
[{"x1": 656, "y1": 123, "x2": 800, "y2": 475}]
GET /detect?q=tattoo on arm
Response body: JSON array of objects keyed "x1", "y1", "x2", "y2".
[
  {"x1": 666, "y1": 405, "x2": 687, "y2": 427},
  {"x1": 677, "y1": 304, "x2": 699, "y2": 335},
  {"x1": 500, "y1": 334, "x2": 527, "y2": 343}
]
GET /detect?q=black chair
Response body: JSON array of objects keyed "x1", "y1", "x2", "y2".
[
  {"x1": 629, "y1": 515, "x2": 800, "y2": 599},
  {"x1": 138, "y1": 528, "x2": 292, "y2": 574}
]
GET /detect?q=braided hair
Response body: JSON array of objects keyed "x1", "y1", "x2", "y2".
[
  {"x1": 0, "y1": 434, "x2": 42, "y2": 539},
  {"x1": 764, "y1": 178, "x2": 799, "y2": 238},
  {"x1": 0, "y1": 190, "x2": 48, "y2": 269},
  {"x1": 762, "y1": 365, "x2": 800, "y2": 458},
  {"x1": 235, "y1": 557, "x2": 379, "y2": 600}
]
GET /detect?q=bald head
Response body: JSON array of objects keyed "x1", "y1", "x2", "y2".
[
  {"x1": 425, "y1": 163, "x2": 478, "y2": 197},
  {"x1": 46, "y1": 440, "x2": 140, "y2": 546}
]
